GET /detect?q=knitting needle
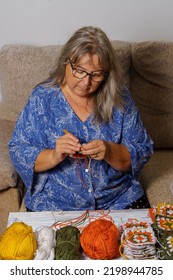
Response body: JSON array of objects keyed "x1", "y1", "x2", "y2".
[
  {"x1": 63, "y1": 129, "x2": 83, "y2": 146},
  {"x1": 63, "y1": 129, "x2": 70, "y2": 135}
]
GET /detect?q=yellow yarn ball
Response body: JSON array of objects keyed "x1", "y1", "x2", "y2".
[{"x1": 0, "y1": 222, "x2": 37, "y2": 260}]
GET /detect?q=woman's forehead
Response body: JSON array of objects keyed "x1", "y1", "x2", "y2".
[{"x1": 72, "y1": 53, "x2": 103, "y2": 68}]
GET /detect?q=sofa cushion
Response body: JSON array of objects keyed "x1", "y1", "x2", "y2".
[
  {"x1": 0, "y1": 42, "x2": 131, "y2": 122},
  {"x1": 140, "y1": 150, "x2": 173, "y2": 207},
  {"x1": 112, "y1": 40, "x2": 131, "y2": 87},
  {"x1": 0, "y1": 187, "x2": 20, "y2": 235},
  {"x1": 0, "y1": 44, "x2": 63, "y2": 121},
  {"x1": 131, "y1": 41, "x2": 173, "y2": 149},
  {"x1": 0, "y1": 119, "x2": 18, "y2": 190}
]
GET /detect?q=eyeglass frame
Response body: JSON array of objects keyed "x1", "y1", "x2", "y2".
[{"x1": 69, "y1": 60, "x2": 108, "y2": 82}]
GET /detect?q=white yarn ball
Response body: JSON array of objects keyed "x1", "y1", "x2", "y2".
[{"x1": 34, "y1": 226, "x2": 56, "y2": 260}]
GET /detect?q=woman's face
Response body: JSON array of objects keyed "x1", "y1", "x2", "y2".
[{"x1": 63, "y1": 53, "x2": 105, "y2": 98}]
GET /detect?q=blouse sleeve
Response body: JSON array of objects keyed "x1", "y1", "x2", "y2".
[
  {"x1": 8, "y1": 86, "x2": 49, "y2": 189},
  {"x1": 121, "y1": 88, "x2": 154, "y2": 179}
]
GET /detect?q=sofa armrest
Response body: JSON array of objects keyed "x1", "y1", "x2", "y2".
[
  {"x1": 140, "y1": 150, "x2": 173, "y2": 207},
  {"x1": 0, "y1": 119, "x2": 18, "y2": 191}
]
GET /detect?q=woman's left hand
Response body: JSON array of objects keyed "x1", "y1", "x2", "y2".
[
  {"x1": 80, "y1": 139, "x2": 131, "y2": 171},
  {"x1": 80, "y1": 140, "x2": 111, "y2": 160}
]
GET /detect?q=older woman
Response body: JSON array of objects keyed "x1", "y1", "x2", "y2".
[{"x1": 9, "y1": 26, "x2": 153, "y2": 211}]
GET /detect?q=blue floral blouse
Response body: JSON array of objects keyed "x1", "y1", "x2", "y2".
[{"x1": 9, "y1": 85, "x2": 153, "y2": 211}]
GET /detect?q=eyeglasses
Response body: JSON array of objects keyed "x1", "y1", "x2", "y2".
[{"x1": 69, "y1": 61, "x2": 107, "y2": 82}]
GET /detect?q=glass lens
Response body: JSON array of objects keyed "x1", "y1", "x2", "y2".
[
  {"x1": 70, "y1": 62, "x2": 106, "y2": 82},
  {"x1": 73, "y1": 68, "x2": 105, "y2": 81},
  {"x1": 73, "y1": 68, "x2": 86, "y2": 79}
]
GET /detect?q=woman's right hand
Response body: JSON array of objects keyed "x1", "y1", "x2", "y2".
[
  {"x1": 34, "y1": 133, "x2": 81, "y2": 172},
  {"x1": 53, "y1": 133, "x2": 81, "y2": 163}
]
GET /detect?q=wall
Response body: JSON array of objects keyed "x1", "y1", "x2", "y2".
[{"x1": 0, "y1": 0, "x2": 173, "y2": 49}]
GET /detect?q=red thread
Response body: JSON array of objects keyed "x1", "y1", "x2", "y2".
[{"x1": 75, "y1": 157, "x2": 92, "y2": 189}]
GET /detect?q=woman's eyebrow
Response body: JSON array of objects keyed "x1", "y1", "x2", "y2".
[{"x1": 75, "y1": 64, "x2": 103, "y2": 72}]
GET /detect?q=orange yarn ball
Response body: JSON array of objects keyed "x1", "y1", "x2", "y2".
[{"x1": 80, "y1": 219, "x2": 120, "y2": 259}]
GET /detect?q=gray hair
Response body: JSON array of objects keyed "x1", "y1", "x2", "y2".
[{"x1": 49, "y1": 26, "x2": 124, "y2": 123}]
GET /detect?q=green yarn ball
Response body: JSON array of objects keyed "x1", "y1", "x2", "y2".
[{"x1": 55, "y1": 225, "x2": 81, "y2": 260}]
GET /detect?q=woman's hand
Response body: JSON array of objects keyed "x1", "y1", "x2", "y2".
[
  {"x1": 34, "y1": 133, "x2": 81, "y2": 172},
  {"x1": 80, "y1": 140, "x2": 131, "y2": 172},
  {"x1": 80, "y1": 140, "x2": 111, "y2": 160},
  {"x1": 53, "y1": 133, "x2": 81, "y2": 162}
]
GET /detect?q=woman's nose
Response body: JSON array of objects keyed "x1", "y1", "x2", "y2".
[{"x1": 82, "y1": 74, "x2": 91, "y2": 85}]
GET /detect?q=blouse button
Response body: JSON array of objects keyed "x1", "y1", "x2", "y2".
[{"x1": 85, "y1": 168, "x2": 89, "y2": 172}]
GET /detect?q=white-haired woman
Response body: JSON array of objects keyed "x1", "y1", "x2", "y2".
[{"x1": 9, "y1": 26, "x2": 153, "y2": 211}]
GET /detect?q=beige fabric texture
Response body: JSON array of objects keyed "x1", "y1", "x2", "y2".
[
  {"x1": 0, "y1": 187, "x2": 19, "y2": 235},
  {"x1": 0, "y1": 44, "x2": 63, "y2": 121},
  {"x1": 111, "y1": 40, "x2": 131, "y2": 86},
  {"x1": 131, "y1": 41, "x2": 173, "y2": 149},
  {"x1": 0, "y1": 120, "x2": 17, "y2": 191},
  {"x1": 0, "y1": 41, "x2": 131, "y2": 122},
  {"x1": 140, "y1": 150, "x2": 173, "y2": 207}
]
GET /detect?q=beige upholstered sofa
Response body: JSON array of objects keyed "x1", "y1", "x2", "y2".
[{"x1": 0, "y1": 41, "x2": 173, "y2": 235}]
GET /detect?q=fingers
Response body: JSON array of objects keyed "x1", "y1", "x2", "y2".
[
  {"x1": 55, "y1": 133, "x2": 109, "y2": 161},
  {"x1": 55, "y1": 133, "x2": 81, "y2": 155},
  {"x1": 81, "y1": 140, "x2": 107, "y2": 160}
]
